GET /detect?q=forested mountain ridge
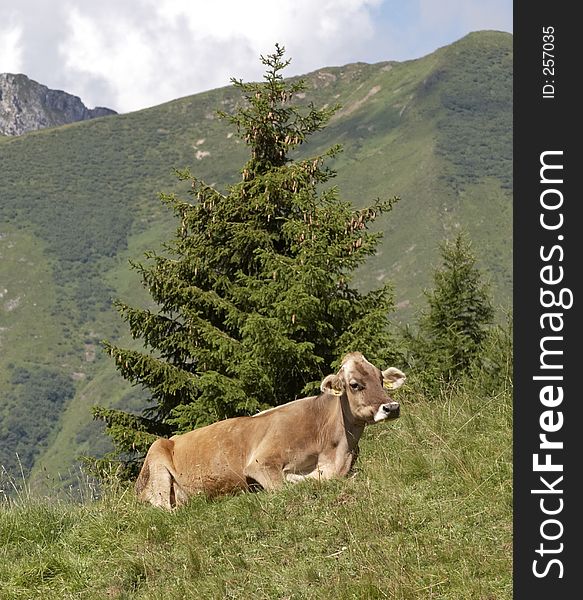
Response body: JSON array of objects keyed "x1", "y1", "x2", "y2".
[{"x1": 0, "y1": 30, "x2": 512, "y2": 483}]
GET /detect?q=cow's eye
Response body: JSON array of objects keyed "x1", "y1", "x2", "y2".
[{"x1": 350, "y1": 381, "x2": 362, "y2": 391}]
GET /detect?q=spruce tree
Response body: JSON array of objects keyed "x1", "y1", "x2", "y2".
[
  {"x1": 410, "y1": 232, "x2": 494, "y2": 387},
  {"x1": 92, "y1": 46, "x2": 400, "y2": 472}
]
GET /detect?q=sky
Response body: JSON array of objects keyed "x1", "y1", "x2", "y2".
[{"x1": 0, "y1": 0, "x2": 512, "y2": 114}]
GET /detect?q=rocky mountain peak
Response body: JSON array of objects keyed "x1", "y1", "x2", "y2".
[{"x1": 0, "y1": 73, "x2": 116, "y2": 136}]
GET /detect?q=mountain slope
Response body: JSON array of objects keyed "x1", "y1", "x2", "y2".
[
  {"x1": 0, "y1": 31, "x2": 512, "y2": 483},
  {"x1": 0, "y1": 73, "x2": 116, "y2": 136}
]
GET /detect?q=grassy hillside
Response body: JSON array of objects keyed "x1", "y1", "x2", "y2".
[
  {"x1": 0, "y1": 377, "x2": 512, "y2": 599},
  {"x1": 0, "y1": 31, "x2": 512, "y2": 482}
]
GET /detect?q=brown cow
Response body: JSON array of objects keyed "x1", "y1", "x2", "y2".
[{"x1": 135, "y1": 352, "x2": 405, "y2": 509}]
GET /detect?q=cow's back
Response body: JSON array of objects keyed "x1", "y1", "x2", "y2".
[{"x1": 171, "y1": 416, "x2": 260, "y2": 496}]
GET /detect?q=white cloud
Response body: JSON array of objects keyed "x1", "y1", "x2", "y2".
[
  {"x1": 57, "y1": 0, "x2": 383, "y2": 112},
  {"x1": 0, "y1": 24, "x2": 23, "y2": 74},
  {"x1": 61, "y1": 8, "x2": 161, "y2": 111},
  {"x1": 2, "y1": 0, "x2": 511, "y2": 113}
]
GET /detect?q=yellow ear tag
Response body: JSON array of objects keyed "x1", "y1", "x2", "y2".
[
  {"x1": 331, "y1": 388, "x2": 343, "y2": 396},
  {"x1": 383, "y1": 380, "x2": 394, "y2": 390}
]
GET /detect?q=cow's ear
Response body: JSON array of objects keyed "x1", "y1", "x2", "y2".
[
  {"x1": 382, "y1": 367, "x2": 406, "y2": 390},
  {"x1": 320, "y1": 373, "x2": 345, "y2": 396}
]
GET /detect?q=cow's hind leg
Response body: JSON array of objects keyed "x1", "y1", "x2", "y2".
[
  {"x1": 136, "y1": 438, "x2": 180, "y2": 510},
  {"x1": 146, "y1": 464, "x2": 175, "y2": 509},
  {"x1": 243, "y1": 458, "x2": 285, "y2": 492}
]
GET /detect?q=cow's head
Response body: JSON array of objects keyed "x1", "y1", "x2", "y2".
[{"x1": 320, "y1": 352, "x2": 406, "y2": 425}]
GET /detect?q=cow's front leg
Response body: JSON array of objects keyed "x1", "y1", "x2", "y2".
[
  {"x1": 285, "y1": 472, "x2": 308, "y2": 483},
  {"x1": 284, "y1": 462, "x2": 336, "y2": 484},
  {"x1": 243, "y1": 458, "x2": 285, "y2": 491}
]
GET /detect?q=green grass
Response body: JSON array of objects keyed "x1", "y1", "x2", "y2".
[{"x1": 0, "y1": 381, "x2": 512, "y2": 599}]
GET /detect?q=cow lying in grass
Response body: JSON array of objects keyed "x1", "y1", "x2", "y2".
[{"x1": 136, "y1": 352, "x2": 405, "y2": 509}]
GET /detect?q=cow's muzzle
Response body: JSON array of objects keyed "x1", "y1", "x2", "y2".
[
  {"x1": 374, "y1": 401, "x2": 400, "y2": 422},
  {"x1": 382, "y1": 401, "x2": 400, "y2": 417}
]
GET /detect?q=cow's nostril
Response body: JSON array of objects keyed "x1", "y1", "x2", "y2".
[{"x1": 383, "y1": 402, "x2": 399, "y2": 413}]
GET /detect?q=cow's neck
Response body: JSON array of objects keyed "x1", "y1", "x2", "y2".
[{"x1": 337, "y1": 393, "x2": 365, "y2": 452}]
